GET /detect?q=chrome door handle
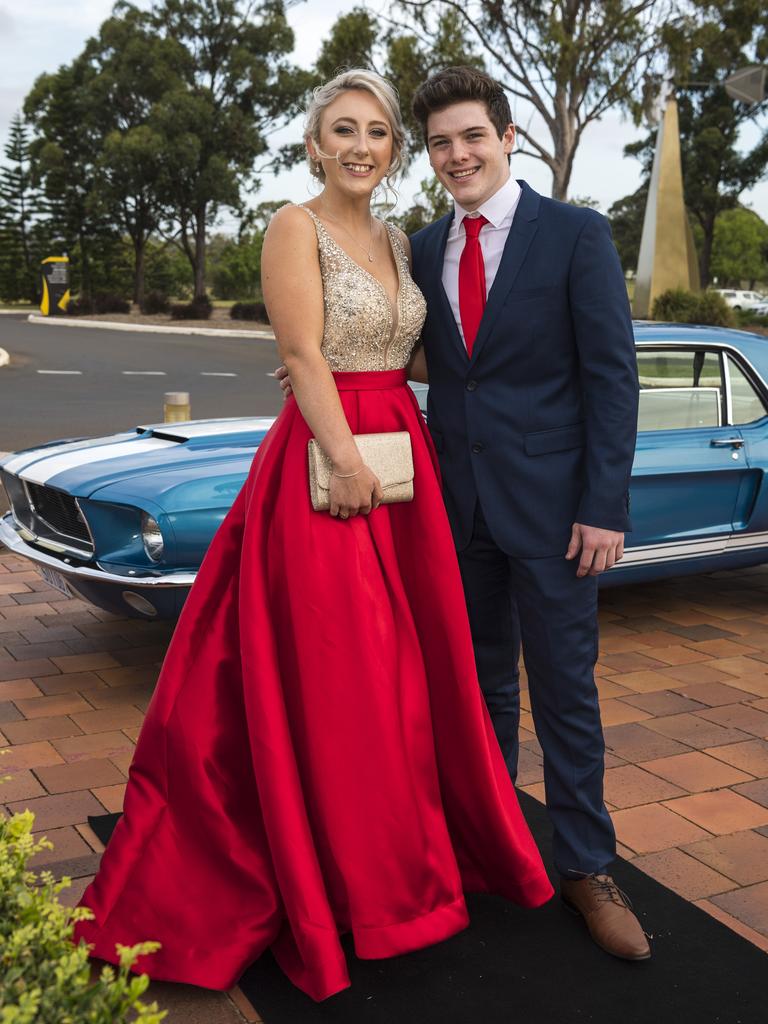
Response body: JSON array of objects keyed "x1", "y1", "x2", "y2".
[{"x1": 710, "y1": 438, "x2": 745, "y2": 448}]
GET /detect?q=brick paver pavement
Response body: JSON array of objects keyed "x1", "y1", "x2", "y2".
[{"x1": 2, "y1": 550, "x2": 768, "y2": 1021}]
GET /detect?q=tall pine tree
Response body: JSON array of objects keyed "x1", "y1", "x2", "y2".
[{"x1": 0, "y1": 113, "x2": 45, "y2": 303}]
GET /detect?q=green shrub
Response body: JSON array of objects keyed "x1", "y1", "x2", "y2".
[
  {"x1": 694, "y1": 291, "x2": 736, "y2": 327},
  {"x1": 651, "y1": 288, "x2": 734, "y2": 327},
  {"x1": 230, "y1": 301, "x2": 269, "y2": 323},
  {"x1": 170, "y1": 296, "x2": 212, "y2": 321},
  {"x1": 93, "y1": 293, "x2": 132, "y2": 315},
  {"x1": 0, "y1": 790, "x2": 166, "y2": 1023},
  {"x1": 141, "y1": 291, "x2": 171, "y2": 315}
]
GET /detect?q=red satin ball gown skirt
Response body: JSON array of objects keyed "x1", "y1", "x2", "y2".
[{"x1": 73, "y1": 369, "x2": 553, "y2": 1001}]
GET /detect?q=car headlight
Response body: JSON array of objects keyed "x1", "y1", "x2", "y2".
[{"x1": 141, "y1": 512, "x2": 164, "y2": 562}]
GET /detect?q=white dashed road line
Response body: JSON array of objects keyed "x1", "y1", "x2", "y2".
[{"x1": 30, "y1": 368, "x2": 240, "y2": 377}]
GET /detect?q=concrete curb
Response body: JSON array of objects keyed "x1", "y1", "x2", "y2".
[
  {"x1": 27, "y1": 314, "x2": 274, "y2": 341},
  {"x1": 0, "y1": 348, "x2": 9, "y2": 369}
]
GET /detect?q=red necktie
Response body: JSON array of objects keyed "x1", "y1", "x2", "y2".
[{"x1": 458, "y1": 214, "x2": 488, "y2": 357}]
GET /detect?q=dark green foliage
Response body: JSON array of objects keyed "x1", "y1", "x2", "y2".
[
  {"x1": 628, "y1": 1, "x2": 768, "y2": 285},
  {"x1": 0, "y1": 113, "x2": 47, "y2": 303},
  {"x1": 391, "y1": 176, "x2": 452, "y2": 235},
  {"x1": 93, "y1": 292, "x2": 132, "y2": 314},
  {"x1": 66, "y1": 296, "x2": 94, "y2": 315},
  {"x1": 141, "y1": 291, "x2": 171, "y2": 314},
  {"x1": 230, "y1": 301, "x2": 269, "y2": 322},
  {"x1": 694, "y1": 290, "x2": 737, "y2": 326},
  {"x1": 170, "y1": 296, "x2": 212, "y2": 320},
  {"x1": 651, "y1": 287, "x2": 734, "y2": 326},
  {"x1": 19, "y1": 1, "x2": 306, "y2": 303},
  {"x1": 607, "y1": 186, "x2": 649, "y2": 274},
  {"x1": 710, "y1": 208, "x2": 768, "y2": 287},
  {"x1": 209, "y1": 231, "x2": 264, "y2": 300}
]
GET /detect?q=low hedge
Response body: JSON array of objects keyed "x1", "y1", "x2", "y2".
[
  {"x1": 230, "y1": 301, "x2": 269, "y2": 323},
  {"x1": 67, "y1": 294, "x2": 131, "y2": 316},
  {"x1": 0, "y1": 776, "x2": 166, "y2": 1022},
  {"x1": 651, "y1": 289, "x2": 734, "y2": 327},
  {"x1": 169, "y1": 296, "x2": 212, "y2": 320},
  {"x1": 141, "y1": 291, "x2": 171, "y2": 315}
]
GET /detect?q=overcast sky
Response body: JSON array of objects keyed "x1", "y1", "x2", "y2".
[{"x1": 2, "y1": 0, "x2": 766, "y2": 225}]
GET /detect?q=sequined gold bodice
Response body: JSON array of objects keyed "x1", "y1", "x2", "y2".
[{"x1": 294, "y1": 204, "x2": 426, "y2": 372}]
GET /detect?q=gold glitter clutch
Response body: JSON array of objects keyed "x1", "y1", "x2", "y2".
[{"x1": 308, "y1": 432, "x2": 414, "y2": 512}]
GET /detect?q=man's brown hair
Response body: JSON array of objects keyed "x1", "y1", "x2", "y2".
[{"x1": 412, "y1": 66, "x2": 513, "y2": 146}]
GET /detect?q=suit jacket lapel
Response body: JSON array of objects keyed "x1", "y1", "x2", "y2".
[
  {"x1": 426, "y1": 211, "x2": 466, "y2": 359},
  {"x1": 469, "y1": 181, "x2": 541, "y2": 366}
]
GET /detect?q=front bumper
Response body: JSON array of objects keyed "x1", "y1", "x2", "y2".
[{"x1": 0, "y1": 512, "x2": 196, "y2": 619}]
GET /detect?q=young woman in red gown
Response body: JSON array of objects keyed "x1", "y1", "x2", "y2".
[{"x1": 74, "y1": 69, "x2": 553, "y2": 1001}]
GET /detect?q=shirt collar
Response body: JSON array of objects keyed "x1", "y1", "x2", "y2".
[{"x1": 451, "y1": 175, "x2": 522, "y2": 234}]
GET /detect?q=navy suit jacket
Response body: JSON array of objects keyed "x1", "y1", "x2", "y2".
[{"x1": 410, "y1": 180, "x2": 639, "y2": 558}]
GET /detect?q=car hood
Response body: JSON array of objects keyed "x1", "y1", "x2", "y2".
[{"x1": 0, "y1": 418, "x2": 275, "y2": 501}]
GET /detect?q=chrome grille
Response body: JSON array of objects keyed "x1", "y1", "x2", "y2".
[
  {"x1": 26, "y1": 483, "x2": 91, "y2": 545},
  {"x1": 2, "y1": 471, "x2": 94, "y2": 555}
]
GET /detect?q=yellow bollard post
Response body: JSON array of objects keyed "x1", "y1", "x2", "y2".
[{"x1": 164, "y1": 392, "x2": 191, "y2": 423}]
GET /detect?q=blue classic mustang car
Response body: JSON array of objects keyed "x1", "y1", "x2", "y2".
[{"x1": 2, "y1": 324, "x2": 768, "y2": 619}]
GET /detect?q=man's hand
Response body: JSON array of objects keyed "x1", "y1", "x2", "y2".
[
  {"x1": 565, "y1": 523, "x2": 624, "y2": 578},
  {"x1": 273, "y1": 364, "x2": 293, "y2": 399}
]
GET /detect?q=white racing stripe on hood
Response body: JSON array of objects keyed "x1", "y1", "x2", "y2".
[
  {"x1": 16, "y1": 437, "x2": 179, "y2": 485},
  {"x1": 2, "y1": 433, "x2": 137, "y2": 476}
]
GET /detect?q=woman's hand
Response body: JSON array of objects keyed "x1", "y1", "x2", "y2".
[{"x1": 330, "y1": 465, "x2": 384, "y2": 519}]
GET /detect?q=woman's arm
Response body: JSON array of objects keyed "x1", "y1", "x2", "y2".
[
  {"x1": 406, "y1": 345, "x2": 428, "y2": 384},
  {"x1": 262, "y1": 207, "x2": 382, "y2": 516}
]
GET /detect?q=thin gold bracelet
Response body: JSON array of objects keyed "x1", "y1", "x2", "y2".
[{"x1": 332, "y1": 466, "x2": 364, "y2": 479}]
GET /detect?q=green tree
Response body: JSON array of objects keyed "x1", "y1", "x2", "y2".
[
  {"x1": 607, "y1": 185, "x2": 649, "y2": 274},
  {"x1": 81, "y1": 4, "x2": 185, "y2": 307},
  {"x1": 149, "y1": 0, "x2": 308, "y2": 299},
  {"x1": 628, "y1": 0, "x2": 768, "y2": 285},
  {"x1": 397, "y1": 0, "x2": 670, "y2": 199},
  {"x1": 25, "y1": 56, "x2": 124, "y2": 301},
  {"x1": 391, "y1": 175, "x2": 452, "y2": 234},
  {"x1": 0, "y1": 113, "x2": 46, "y2": 303},
  {"x1": 209, "y1": 231, "x2": 264, "y2": 299},
  {"x1": 710, "y1": 207, "x2": 768, "y2": 287}
]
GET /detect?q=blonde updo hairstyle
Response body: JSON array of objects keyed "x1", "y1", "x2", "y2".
[{"x1": 304, "y1": 69, "x2": 406, "y2": 187}]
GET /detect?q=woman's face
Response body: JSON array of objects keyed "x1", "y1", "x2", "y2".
[{"x1": 309, "y1": 89, "x2": 395, "y2": 199}]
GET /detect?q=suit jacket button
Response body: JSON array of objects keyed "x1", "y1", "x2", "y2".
[
  {"x1": 471, "y1": 443, "x2": 484, "y2": 454},
  {"x1": 466, "y1": 379, "x2": 478, "y2": 391}
]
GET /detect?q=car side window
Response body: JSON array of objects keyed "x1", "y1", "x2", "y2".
[
  {"x1": 636, "y1": 348, "x2": 723, "y2": 431},
  {"x1": 728, "y1": 358, "x2": 767, "y2": 425}
]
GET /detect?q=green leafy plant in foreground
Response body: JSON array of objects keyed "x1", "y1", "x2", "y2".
[{"x1": 0, "y1": 760, "x2": 166, "y2": 1023}]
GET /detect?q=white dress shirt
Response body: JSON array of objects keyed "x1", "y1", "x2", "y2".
[{"x1": 441, "y1": 175, "x2": 522, "y2": 345}]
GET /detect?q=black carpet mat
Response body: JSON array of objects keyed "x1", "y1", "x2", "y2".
[{"x1": 88, "y1": 794, "x2": 766, "y2": 1023}]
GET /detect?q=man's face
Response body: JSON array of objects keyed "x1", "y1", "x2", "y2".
[{"x1": 426, "y1": 101, "x2": 515, "y2": 212}]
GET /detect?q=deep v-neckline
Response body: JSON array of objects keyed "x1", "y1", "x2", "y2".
[{"x1": 299, "y1": 206, "x2": 402, "y2": 342}]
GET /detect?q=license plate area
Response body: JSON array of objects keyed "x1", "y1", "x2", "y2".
[{"x1": 37, "y1": 564, "x2": 72, "y2": 597}]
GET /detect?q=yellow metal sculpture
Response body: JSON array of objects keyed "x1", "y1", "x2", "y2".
[{"x1": 633, "y1": 95, "x2": 700, "y2": 318}]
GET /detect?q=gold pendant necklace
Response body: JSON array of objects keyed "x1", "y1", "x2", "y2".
[{"x1": 320, "y1": 208, "x2": 375, "y2": 262}]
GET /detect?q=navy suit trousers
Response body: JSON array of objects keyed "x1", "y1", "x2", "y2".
[{"x1": 457, "y1": 503, "x2": 616, "y2": 878}]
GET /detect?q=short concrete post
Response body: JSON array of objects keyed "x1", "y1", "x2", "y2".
[{"x1": 164, "y1": 391, "x2": 190, "y2": 423}]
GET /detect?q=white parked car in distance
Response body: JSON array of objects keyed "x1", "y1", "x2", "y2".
[{"x1": 714, "y1": 289, "x2": 766, "y2": 311}]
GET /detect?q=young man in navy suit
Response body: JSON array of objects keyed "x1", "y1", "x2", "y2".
[{"x1": 407, "y1": 66, "x2": 646, "y2": 960}]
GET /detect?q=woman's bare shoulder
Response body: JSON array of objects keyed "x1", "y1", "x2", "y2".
[{"x1": 267, "y1": 203, "x2": 318, "y2": 234}]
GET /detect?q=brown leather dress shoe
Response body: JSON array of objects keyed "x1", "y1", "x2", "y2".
[{"x1": 561, "y1": 874, "x2": 651, "y2": 960}]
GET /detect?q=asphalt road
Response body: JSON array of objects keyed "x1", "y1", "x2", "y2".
[{"x1": 0, "y1": 315, "x2": 283, "y2": 452}]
